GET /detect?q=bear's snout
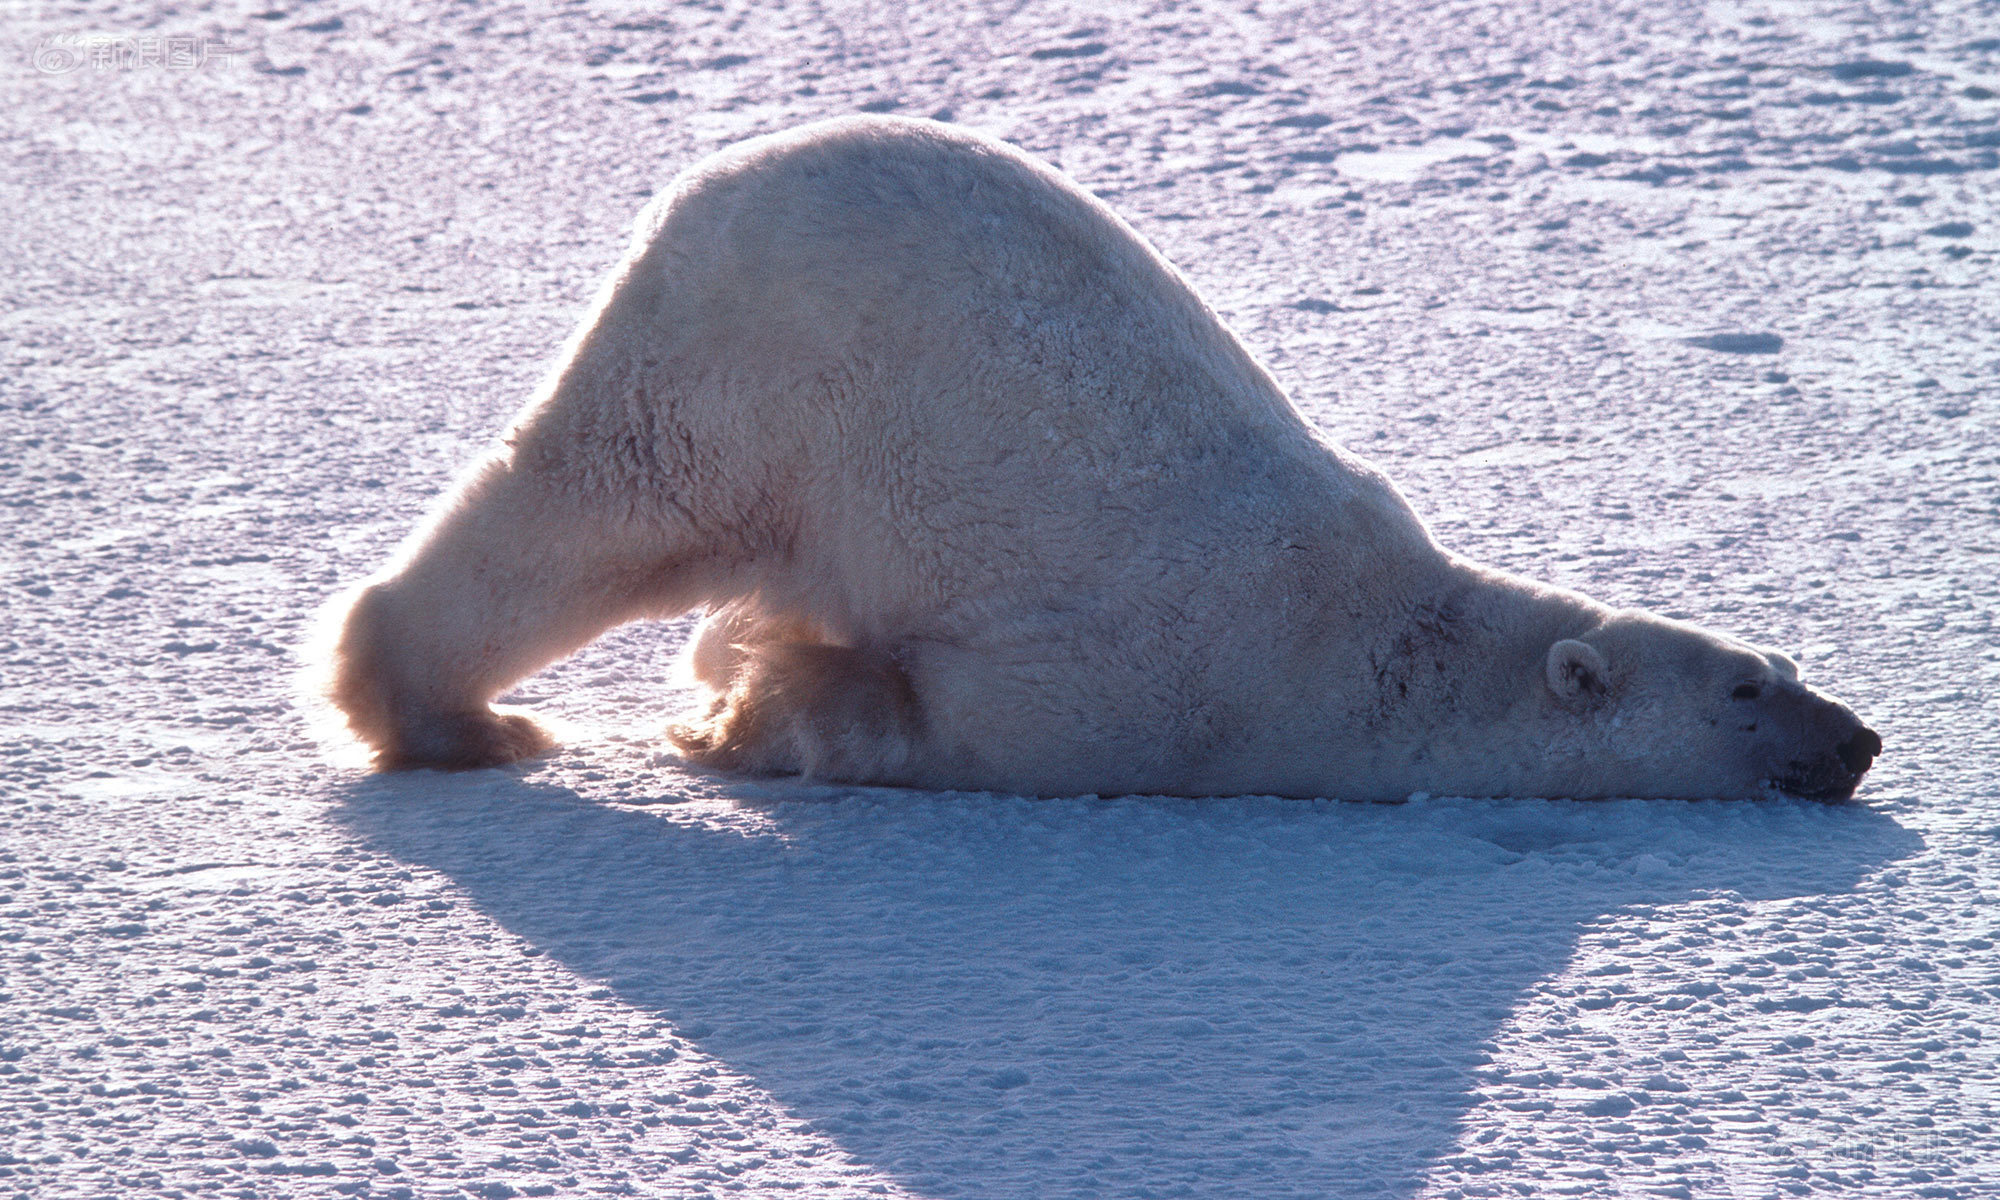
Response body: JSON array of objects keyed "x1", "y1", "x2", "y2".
[
  {"x1": 1837, "y1": 726, "x2": 1883, "y2": 777},
  {"x1": 1768, "y1": 696, "x2": 1880, "y2": 801}
]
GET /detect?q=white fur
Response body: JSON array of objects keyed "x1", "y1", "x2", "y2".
[{"x1": 318, "y1": 116, "x2": 1878, "y2": 800}]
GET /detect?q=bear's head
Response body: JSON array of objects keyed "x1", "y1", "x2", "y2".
[{"x1": 1539, "y1": 610, "x2": 1881, "y2": 801}]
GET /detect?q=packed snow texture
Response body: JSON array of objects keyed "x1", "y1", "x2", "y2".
[{"x1": 3, "y1": 0, "x2": 1997, "y2": 1197}]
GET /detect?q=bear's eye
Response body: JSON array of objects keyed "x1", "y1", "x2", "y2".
[{"x1": 1732, "y1": 683, "x2": 1761, "y2": 700}]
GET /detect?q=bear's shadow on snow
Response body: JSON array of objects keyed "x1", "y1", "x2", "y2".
[{"x1": 336, "y1": 772, "x2": 1917, "y2": 1200}]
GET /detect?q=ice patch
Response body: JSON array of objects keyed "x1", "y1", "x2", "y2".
[{"x1": 1685, "y1": 332, "x2": 1785, "y2": 354}]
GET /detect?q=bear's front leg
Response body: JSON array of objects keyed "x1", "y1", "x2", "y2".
[{"x1": 324, "y1": 450, "x2": 695, "y2": 771}]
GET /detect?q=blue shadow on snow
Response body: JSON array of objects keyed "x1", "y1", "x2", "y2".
[{"x1": 336, "y1": 774, "x2": 1918, "y2": 1199}]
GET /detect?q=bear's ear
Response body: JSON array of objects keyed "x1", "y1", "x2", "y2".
[
  {"x1": 1545, "y1": 638, "x2": 1609, "y2": 706},
  {"x1": 1766, "y1": 650, "x2": 1799, "y2": 681}
]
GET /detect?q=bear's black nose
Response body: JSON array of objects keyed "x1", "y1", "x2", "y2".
[{"x1": 1838, "y1": 727, "x2": 1882, "y2": 776}]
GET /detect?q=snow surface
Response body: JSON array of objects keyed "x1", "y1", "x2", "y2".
[{"x1": 3, "y1": 0, "x2": 1998, "y2": 1197}]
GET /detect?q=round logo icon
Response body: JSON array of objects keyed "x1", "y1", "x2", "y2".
[{"x1": 35, "y1": 39, "x2": 86, "y2": 75}]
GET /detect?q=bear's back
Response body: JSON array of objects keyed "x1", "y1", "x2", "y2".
[
  {"x1": 639, "y1": 117, "x2": 1305, "y2": 451},
  {"x1": 581, "y1": 118, "x2": 1435, "y2": 644}
]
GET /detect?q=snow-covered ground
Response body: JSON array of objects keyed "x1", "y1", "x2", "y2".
[{"x1": 4, "y1": 0, "x2": 1997, "y2": 1196}]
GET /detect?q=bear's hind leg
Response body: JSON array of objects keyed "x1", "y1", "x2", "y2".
[
  {"x1": 331, "y1": 579, "x2": 561, "y2": 770},
  {"x1": 324, "y1": 450, "x2": 717, "y2": 770},
  {"x1": 685, "y1": 600, "x2": 826, "y2": 692},
  {"x1": 669, "y1": 642, "x2": 925, "y2": 786}
]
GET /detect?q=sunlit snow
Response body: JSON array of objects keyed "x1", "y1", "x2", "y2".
[{"x1": 3, "y1": 0, "x2": 1996, "y2": 1197}]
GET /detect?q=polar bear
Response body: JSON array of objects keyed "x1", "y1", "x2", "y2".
[{"x1": 319, "y1": 115, "x2": 1881, "y2": 801}]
